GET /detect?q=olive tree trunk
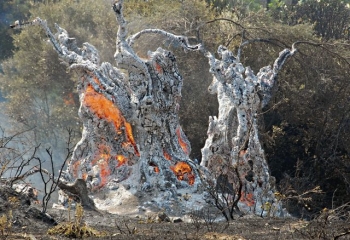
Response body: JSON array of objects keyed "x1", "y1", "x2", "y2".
[
  {"x1": 12, "y1": 1, "x2": 296, "y2": 216},
  {"x1": 201, "y1": 44, "x2": 296, "y2": 216},
  {"x1": 12, "y1": 1, "x2": 203, "y2": 200}
]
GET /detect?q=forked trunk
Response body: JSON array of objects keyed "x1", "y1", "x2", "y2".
[
  {"x1": 201, "y1": 45, "x2": 295, "y2": 216},
  {"x1": 12, "y1": 1, "x2": 295, "y2": 217}
]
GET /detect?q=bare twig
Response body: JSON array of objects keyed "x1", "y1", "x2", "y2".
[{"x1": 36, "y1": 128, "x2": 74, "y2": 213}]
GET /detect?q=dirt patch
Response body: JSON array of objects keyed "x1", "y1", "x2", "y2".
[
  {"x1": 0, "y1": 185, "x2": 349, "y2": 239},
  {"x1": 0, "y1": 185, "x2": 56, "y2": 239}
]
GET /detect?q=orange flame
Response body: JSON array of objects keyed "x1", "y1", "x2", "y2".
[
  {"x1": 170, "y1": 162, "x2": 195, "y2": 185},
  {"x1": 176, "y1": 126, "x2": 190, "y2": 156},
  {"x1": 84, "y1": 85, "x2": 123, "y2": 130},
  {"x1": 125, "y1": 122, "x2": 140, "y2": 156},
  {"x1": 84, "y1": 84, "x2": 139, "y2": 156},
  {"x1": 81, "y1": 79, "x2": 141, "y2": 188}
]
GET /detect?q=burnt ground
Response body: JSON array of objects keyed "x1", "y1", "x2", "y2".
[{"x1": 0, "y1": 185, "x2": 349, "y2": 240}]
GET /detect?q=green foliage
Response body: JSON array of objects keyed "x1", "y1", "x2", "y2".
[
  {"x1": 0, "y1": 1, "x2": 50, "y2": 61},
  {"x1": 262, "y1": 37, "x2": 350, "y2": 215},
  {"x1": 0, "y1": 0, "x2": 118, "y2": 146},
  {"x1": 0, "y1": 0, "x2": 31, "y2": 60},
  {"x1": 268, "y1": 0, "x2": 284, "y2": 9},
  {"x1": 268, "y1": 0, "x2": 350, "y2": 40},
  {"x1": 205, "y1": 0, "x2": 263, "y2": 19},
  {"x1": 1, "y1": 0, "x2": 220, "y2": 157},
  {"x1": 232, "y1": 12, "x2": 350, "y2": 214}
]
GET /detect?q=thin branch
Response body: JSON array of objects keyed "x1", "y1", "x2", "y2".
[
  {"x1": 11, "y1": 18, "x2": 64, "y2": 57},
  {"x1": 237, "y1": 38, "x2": 290, "y2": 62},
  {"x1": 1, "y1": 127, "x2": 36, "y2": 148},
  {"x1": 127, "y1": 29, "x2": 202, "y2": 52},
  {"x1": 292, "y1": 41, "x2": 350, "y2": 66},
  {"x1": 204, "y1": 18, "x2": 245, "y2": 30}
]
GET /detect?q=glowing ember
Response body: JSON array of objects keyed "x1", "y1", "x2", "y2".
[
  {"x1": 176, "y1": 127, "x2": 190, "y2": 156},
  {"x1": 77, "y1": 78, "x2": 141, "y2": 189},
  {"x1": 71, "y1": 160, "x2": 81, "y2": 178},
  {"x1": 82, "y1": 173, "x2": 88, "y2": 181},
  {"x1": 239, "y1": 149, "x2": 247, "y2": 157},
  {"x1": 154, "y1": 62, "x2": 163, "y2": 74},
  {"x1": 116, "y1": 155, "x2": 128, "y2": 167},
  {"x1": 98, "y1": 158, "x2": 111, "y2": 187},
  {"x1": 170, "y1": 162, "x2": 195, "y2": 185},
  {"x1": 63, "y1": 92, "x2": 75, "y2": 106},
  {"x1": 96, "y1": 144, "x2": 111, "y2": 162},
  {"x1": 124, "y1": 122, "x2": 140, "y2": 156},
  {"x1": 240, "y1": 192, "x2": 255, "y2": 207},
  {"x1": 87, "y1": 144, "x2": 112, "y2": 188},
  {"x1": 149, "y1": 162, "x2": 159, "y2": 173},
  {"x1": 163, "y1": 149, "x2": 171, "y2": 160}
]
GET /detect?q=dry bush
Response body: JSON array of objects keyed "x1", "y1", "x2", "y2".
[
  {"x1": 48, "y1": 203, "x2": 105, "y2": 238},
  {"x1": 190, "y1": 208, "x2": 229, "y2": 233},
  {"x1": 296, "y1": 202, "x2": 350, "y2": 239},
  {"x1": 114, "y1": 217, "x2": 137, "y2": 235},
  {"x1": 0, "y1": 126, "x2": 79, "y2": 217},
  {"x1": 0, "y1": 127, "x2": 38, "y2": 186},
  {"x1": 277, "y1": 164, "x2": 324, "y2": 218},
  {"x1": 0, "y1": 210, "x2": 12, "y2": 237},
  {"x1": 202, "y1": 156, "x2": 243, "y2": 221}
]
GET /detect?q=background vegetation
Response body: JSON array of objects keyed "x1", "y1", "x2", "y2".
[{"x1": 0, "y1": 0, "x2": 349, "y2": 218}]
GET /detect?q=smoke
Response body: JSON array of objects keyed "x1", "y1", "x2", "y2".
[
  {"x1": 0, "y1": 10, "x2": 12, "y2": 26},
  {"x1": 0, "y1": 108, "x2": 72, "y2": 208}
]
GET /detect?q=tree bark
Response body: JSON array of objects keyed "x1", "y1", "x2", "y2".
[
  {"x1": 12, "y1": 1, "x2": 296, "y2": 216},
  {"x1": 201, "y1": 45, "x2": 296, "y2": 216},
  {"x1": 12, "y1": 0, "x2": 203, "y2": 199}
]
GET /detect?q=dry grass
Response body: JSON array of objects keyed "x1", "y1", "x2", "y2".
[{"x1": 48, "y1": 203, "x2": 105, "y2": 238}]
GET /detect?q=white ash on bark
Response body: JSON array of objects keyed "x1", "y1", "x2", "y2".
[
  {"x1": 12, "y1": 0, "x2": 203, "y2": 204},
  {"x1": 201, "y1": 45, "x2": 296, "y2": 216}
]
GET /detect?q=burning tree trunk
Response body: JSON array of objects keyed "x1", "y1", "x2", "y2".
[
  {"x1": 11, "y1": 0, "x2": 203, "y2": 206},
  {"x1": 12, "y1": 1, "x2": 297, "y2": 217},
  {"x1": 201, "y1": 44, "x2": 296, "y2": 216}
]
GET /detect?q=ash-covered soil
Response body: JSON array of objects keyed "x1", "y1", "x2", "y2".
[{"x1": 0, "y1": 185, "x2": 349, "y2": 240}]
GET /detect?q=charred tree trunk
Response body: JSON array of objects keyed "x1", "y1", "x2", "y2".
[
  {"x1": 12, "y1": 1, "x2": 203, "y2": 205},
  {"x1": 12, "y1": 1, "x2": 296, "y2": 216},
  {"x1": 201, "y1": 45, "x2": 296, "y2": 216}
]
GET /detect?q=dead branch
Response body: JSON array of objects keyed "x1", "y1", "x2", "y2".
[{"x1": 57, "y1": 179, "x2": 96, "y2": 210}]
